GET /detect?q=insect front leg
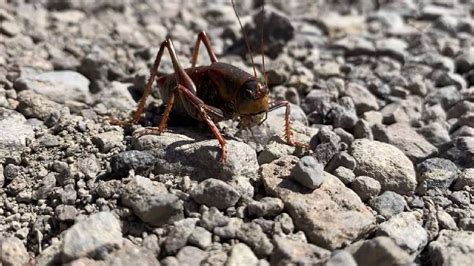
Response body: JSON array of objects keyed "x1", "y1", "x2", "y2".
[{"x1": 268, "y1": 100, "x2": 308, "y2": 148}]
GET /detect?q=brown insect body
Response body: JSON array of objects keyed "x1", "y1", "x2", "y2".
[{"x1": 157, "y1": 62, "x2": 269, "y2": 124}]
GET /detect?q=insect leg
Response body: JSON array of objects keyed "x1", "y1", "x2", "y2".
[
  {"x1": 191, "y1": 31, "x2": 218, "y2": 68},
  {"x1": 268, "y1": 100, "x2": 308, "y2": 148}
]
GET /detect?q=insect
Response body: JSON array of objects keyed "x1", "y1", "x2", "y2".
[{"x1": 111, "y1": 0, "x2": 305, "y2": 162}]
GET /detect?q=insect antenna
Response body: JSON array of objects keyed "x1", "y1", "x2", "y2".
[
  {"x1": 231, "y1": 0, "x2": 259, "y2": 86},
  {"x1": 260, "y1": 1, "x2": 269, "y2": 89}
]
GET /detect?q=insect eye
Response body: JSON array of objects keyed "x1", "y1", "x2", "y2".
[{"x1": 244, "y1": 88, "x2": 253, "y2": 99}]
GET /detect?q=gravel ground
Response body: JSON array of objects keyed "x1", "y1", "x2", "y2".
[{"x1": 1, "y1": 0, "x2": 474, "y2": 265}]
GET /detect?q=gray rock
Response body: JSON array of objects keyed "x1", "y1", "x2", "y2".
[
  {"x1": 327, "y1": 151, "x2": 357, "y2": 171},
  {"x1": 110, "y1": 150, "x2": 155, "y2": 176},
  {"x1": 350, "y1": 139, "x2": 417, "y2": 195},
  {"x1": 455, "y1": 47, "x2": 474, "y2": 74},
  {"x1": 325, "y1": 250, "x2": 357, "y2": 266},
  {"x1": 418, "y1": 122, "x2": 451, "y2": 147},
  {"x1": 428, "y1": 230, "x2": 474, "y2": 266},
  {"x1": 437, "y1": 209, "x2": 457, "y2": 230},
  {"x1": 261, "y1": 156, "x2": 376, "y2": 249},
  {"x1": 214, "y1": 217, "x2": 242, "y2": 240},
  {"x1": 449, "y1": 191, "x2": 470, "y2": 205},
  {"x1": 369, "y1": 191, "x2": 406, "y2": 219},
  {"x1": 291, "y1": 156, "x2": 326, "y2": 189},
  {"x1": 33, "y1": 173, "x2": 56, "y2": 200},
  {"x1": 121, "y1": 176, "x2": 183, "y2": 226},
  {"x1": 188, "y1": 226, "x2": 212, "y2": 249},
  {"x1": 62, "y1": 212, "x2": 123, "y2": 261},
  {"x1": 96, "y1": 81, "x2": 136, "y2": 112},
  {"x1": 270, "y1": 235, "x2": 331, "y2": 265},
  {"x1": 353, "y1": 119, "x2": 373, "y2": 140},
  {"x1": 176, "y1": 246, "x2": 207, "y2": 266},
  {"x1": 459, "y1": 218, "x2": 474, "y2": 231},
  {"x1": 0, "y1": 20, "x2": 21, "y2": 36},
  {"x1": 200, "y1": 207, "x2": 229, "y2": 231},
  {"x1": 257, "y1": 141, "x2": 295, "y2": 165},
  {"x1": 352, "y1": 236, "x2": 412, "y2": 266},
  {"x1": 16, "y1": 90, "x2": 63, "y2": 120},
  {"x1": 446, "y1": 137, "x2": 474, "y2": 168},
  {"x1": 236, "y1": 222, "x2": 274, "y2": 257},
  {"x1": 377, "y1": 212, "x2": 428, "y2": 254},
  {"x1": 382, "y1": 123, "x2": 437, "y2": 162},
  {"x1": 343, "y1": 83, "x2": 379, "y2": 114},
  {"x1": 376, "y1": 38, "x2": 407, "y2": 63},
  {"x1": 226, "y1": 243, "x2": 259, "y2": 266},
  {"x1": 163, "y1": 218, "x2": 198, "y2": 255},
  {"x1": 274, "y1": 213, "x2": 295, "y2": 234},
  {"x1": 453, "y1": 168, "x2": 474, "y2": 190},
  {"x1": 55, "y1": 205, "x2": 78, "y2": 222},
  {"x1": 0, "y1": 164, "x2": 4, "y2": 187},
  {"x1": 327, "y1": 97, "x2": 358, "y2": 129},
  {"x1": 14, "y1": 71, "x2": 91, "y2": 104},
  {"x1": 191, "y1": 179, "x2": 241, "y2": 210},
  {"x1": 104, "y1": 241, "x2": 159, "y2": 266},
  {"x1": 426, "y1": 86, "x2": 461, "y2": 109},
  {"x1": 417, "y1": 158, "x2": 459, "y2": 193},
  {"x1": 247, "y1": 197, "x2": 284, "y2": 218},
  {"x1": 1, "y1": 237, "x2": 30, "y2": 266},
  {"x1": 333, "y1": 166, "x2": 355, "y2": 185},
  {"x1": 92, "y1": 131, "x2": 124, "y2": 153},
  {"x1": 351, "y1": 176, "x2": 381, "y2": 201},
  {"x1": 132, "y1": 132, "x2": 258, "y2": 181},
  {"x1": 0, "y1": 108, "x2": 34, "y2": 160}
]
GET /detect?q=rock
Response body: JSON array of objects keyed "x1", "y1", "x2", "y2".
[
  {"x1": 0, "y1": 164, "x2": 4, "y2": 187},
  {"x1": 449, "y1": 191, "x2": 470, "y2": 205},
  {"x1": 110, "y1": 150, "x2": 155, "y2": 176},
  {"x1": 104, "y1": 242, "x2": 159, "y2": 266},
  {"x1": 343, "y1": 83, "x2": 379, "y2": 114},
  {"x1": 96, "y1": 81, "x2": 136, "y2": 113},
  {"x1": 92, "y1": 131, "x2": 124, "y2": 153},
  {"x1": 14, "y1": 71, "x2": 91, "y2": 104},
  {"x1": 352, "y1": 236, "x2": 412, "y2": 266},
  {"x1": 437, "y1": 209, "x2": 457, "y2": 230},
  {"x1": 33, "y1": 173, "x2": 56, "y2": 200},
  {"x1": 455, "y1": 47, "x2": 474, "y2": 74},
  {"x1": 327, "y1": 97, "x2": 358, "y2": 129},
  {"x1": 453, "y1": 168, "x2": 474, "y2": 190},
  {"x1": 55, "y1": 205, "x2": 78, "y2": 222},
  {"x1": 376, "y1": 38, "x2": 407, "y2": 63},
  {"x1": 163, "y1": 218, "x2": 198, "y2": 255},
  {"x1": 381, "y1": 123, "x2": 437, "y2": 162},
  {"x1": 200, "y1": 207, "x2": 229, "y2": 231},
  {"x1": 353, "y1": 119, "x2": 373, "y2": 140},
  {"x1": 326, "y1": 151, "x2": 357, "y2": 172},
  {"x1": 0, "y1": 20, "x2": 21, "y2": 36},
  {"x1": 377, "y1": 212, "x2": 428, "y2": 254},
  {"x1": 258, "y1": 141, "x2": 295, "y2": 165},
  {"x1": 121, "y1": 175, "x2": 183, "y2": 226},
  {"x1": 318, "y1": 14, "x2": 365, "y2": 36},
  {"x1": 247, "y1": 197, "x2": 284, "y2": 218},
  {"x1": 176, "y1": 246, "x2": 207, "y2": 266},
  {"x1": 290, "y1": 156, "x2": 326, "y2": 189},
  {"x1": 188, "y1": 226, "x2": 212, "y2": 249},
  {"x1": 459, "y1": 218, "x2": 474, "y2": 231},
  {"x1": 62, "y1": 212, "x2": 123, "y2": 261},
  {"x1": 226, "y1": 243, "x2": 259, "y2": 266},
  {"x1": 325, "y1": 250, "x2": 357, "y2": 266},
  {"x1": 428, "y1": 230, "x2": 474, "y2": 266},
  {"x1": 351, "y1": 176, "x2": 381, "y2": 201},
  {"x1": 417, "y1": 122, "x2": 451, "y2": 147},
  {"x1": 274, "y1": 213, "x2": 294, "y2": 234},
  {"x1": 1, "y1": 237, "x2": 30, "y2": 266},
  {"x1": 350, "y1": 139, "x2": 417, "y2": 195},
  {"x1": 132, "y1": 132, "x2": 258, "y2": 181},
  {"x1": 368, "y1": 191, "x2": 406, "y2": 219},
  {"x1": 417, "y1": 158, "x2": 459, "y2": 193},
  {"x1": 446, "y1": 136, "x2": 474, "y2": 168},
  {"x1": 191, "y1": 179, "x2": 241, "y2": 210},
  {"x1": 426, "y1": 86, "x2": 461, "y2": 110},
  {"x1": 16, "y1": 90, "x2": 63, "y2": 120},
  {"x1": 214, "y1": 217, "x2": 242, "y2": 240},
  {"x1": 0, "y1": 108, "x2": 34, "y2": 161},
  {"x1": 261, "y1": 156, "x2": 375, "y2": 249},
  {"x1": 270, "y1": 235, "x2": 331, "y2": 265},
  {"x1": 333, "y1": 166, "x2": 355, "y2": 185},
  {"x1": 236, "y1": 222, "x2": 274, "y2": 257}
]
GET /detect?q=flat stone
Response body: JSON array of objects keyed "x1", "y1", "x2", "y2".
[
  {"x1": 416, "y1": 158, "x2": 459, "y2": 193},
  {"x1": 351, "y1": 176, "x2": 381, "y2": 202},
  {"x1": 92, "y1": 131, "x2": 124, "y2": 153},
  {"x1": 132, "y1": 132, "x2": 258, "y2": 181},
  {"x1": 350, "y1": 139, "x2": 417, "y2": 195},
  {"x1": 16, "y1": 90, "x2": 63, "y2": 120},
  {"x1": 291, "y1": 156, "x2": 326, "y2": 189},
  {"x1": 261, "y1": 156, "x2": 376, "y2": 249},
  {"x1": 62, "y1": 212, "x2": 123, "y2": 261},
  {"x1": 428, "y1": 230, "x2": 474, "y2": 266},
  {"x1": 104, "y1": 241, "x2": 159, "y2": 266},
  {"x1": 369, "y1": 191, "x2": 406, "y2": 219},
  {"x1": 376, "y1": 212, "x2": 428, "y2": 254},
  {"x1": 381, "y1": 123, "x2": 437, "y2": 162},
  {"x1": 14, "y1": 71, "x2": 91, "y2": 104},
  {"x1": 343, "y1": 83, "x2": 379, "y2": 114},
  {"x1": 121, "y1": 176, "x2": 183, "y2": 227},
  {"x1": 110, "y1": 150, "x2": 156, "y2": 176}
]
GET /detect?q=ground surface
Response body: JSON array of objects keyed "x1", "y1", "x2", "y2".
[{"x1": 0, "y1": 0, "x2": 474, "y2": 265}]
